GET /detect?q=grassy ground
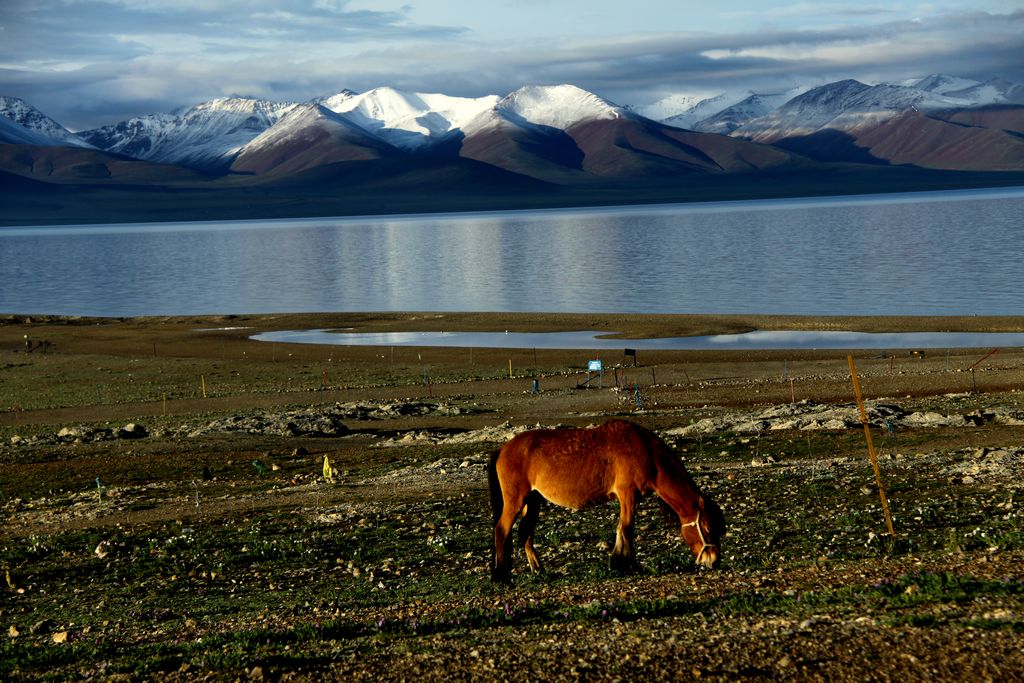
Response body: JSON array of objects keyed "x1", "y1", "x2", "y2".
[{"x1": 1, "y1": 313, "x2": 1023, "y2": 680}]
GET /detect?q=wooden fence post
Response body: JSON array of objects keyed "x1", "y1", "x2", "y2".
[{"x1": 848, "y1": 354, "x2": 895, "y2": 538}]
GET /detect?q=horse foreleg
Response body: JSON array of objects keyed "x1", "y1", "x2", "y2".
[
  {"x1": 610, "y1": 490, "x2": 638, "y2": 572},
  {"x1": 519, "y1": 491, "x2": 545, "y2": 573}
]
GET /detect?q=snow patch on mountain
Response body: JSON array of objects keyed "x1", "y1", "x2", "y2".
[
  {"x1": 237, "y1": 103, "x2": 385, "y2": 156},
  {"x1": 886, "y1": 74, "x2": 1024, "y2": 107},
  {"x1": 321, "y1": 87, "x2": 499, "y2": 150},
  {"x1": 907, "y1": 74, "x2": 981, "y2": 96},
  {"x1": 458, "y1": 84, "x2": 629, "y2": 143},
  {"x1": 0, "y1": 96, "x2": 94, "y2": 147},
  {"x1": 314, "y1": 89, "x2": 359, "y2": 111},
  {"x1": 80, "y1": 96, "x2": 297, "y2": 169},
  {"x1": 660, "y1": 92, "x2": 748, "y2": 130},
  {"x1": 636, "y1": 92, "x2": 710, "y2": 122},
  {"x1": 0, "y1": 115, "x2": 61, "y2": 146},
  {"x1": 733, "y1": 79, "x2": 981, "y2": 142},
  {"x1": 692, "y1": 87, "x2": 808, "y2": 134},
  {"x1": 944, "y1": 77, "x2": 1024, "y2": 106},
  {"x1": 496, "y1": 84, "x2": 624, "y2": 129}
]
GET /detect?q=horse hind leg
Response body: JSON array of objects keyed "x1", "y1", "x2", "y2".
[{"x1": 519, "y1": 491, "x2": 545, "y2": 573}]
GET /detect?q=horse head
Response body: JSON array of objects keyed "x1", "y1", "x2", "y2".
[{"x1": 681, "y1": 496, "x2": 725, "y2": 570}]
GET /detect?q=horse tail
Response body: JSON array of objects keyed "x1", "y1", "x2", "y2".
[{"x1": 487, "y1": 448, "x2": 503, "y2": 525}]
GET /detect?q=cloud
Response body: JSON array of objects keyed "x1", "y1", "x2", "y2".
[
  {"x1": 1, "y1": 2, "x2": 1021, "y2": 130},
  {"x1": 1, "y1": 0, "x2": 465, "y2": 66},
  {"x1": 488, "y1": 11, "x2": 1024, "y2": 104},
  {"x1": 722, "y1": 2, "x2": 900, "y2": 22}
]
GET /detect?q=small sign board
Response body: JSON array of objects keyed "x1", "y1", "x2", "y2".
[{"x1": 588, "y1": 359, "x2": 603, "y2": 372}]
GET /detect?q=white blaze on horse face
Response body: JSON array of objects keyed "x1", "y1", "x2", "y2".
[{"x1": 698, "y1": 543, "x2": 719, "y2": 570}]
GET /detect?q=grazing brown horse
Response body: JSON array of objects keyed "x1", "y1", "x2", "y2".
[{"x1": 488, "y1": 419, "x2": 724, "y2": 582}]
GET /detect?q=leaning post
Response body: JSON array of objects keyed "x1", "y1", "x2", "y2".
[{"x1": 847, "y1": 354, "x2": 896, "y2": 538}]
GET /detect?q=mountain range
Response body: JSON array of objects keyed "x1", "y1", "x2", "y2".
[{"x1": 2, "y1": 74, "x2": 1023, "y2": 225}]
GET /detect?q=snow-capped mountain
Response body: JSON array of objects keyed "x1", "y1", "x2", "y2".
[
  {"x1": 457, "y1": 84, "x2": 624, "y2": 147},
  {"x1": 79, "y1": 96, "x2": 298, "y2": 171},
  {"x1": 691, "y1": 88, "x2": 808, "y2": 135},
  {"x1": 892, "y1": 74, "x2": 1024, "y2": 106},
  {"x1": 4, "y1": 73, "x2": 1024, "y2": 226},
  {"x1": 854, "y1": 109, "x2": 1024, "y2": 171},
  {"x1": 492, "y1": 84, "x2": 624, "y2": 129},
  {"x1": 612, "y1": 74, "x2": 1023, "y2": 169},
  {"x1": 319, "y1": 87, "x2": 500, "y2": 151},
  {"x1": 720, "y1": 76, "x2": 1024, "y2": 169},
  {"x1": 636, "y1": 93, "x2": 708, "y2": 122},
  {"x1": 659, "y1": 93, "x2": 749, "y2": 130},
  {"x1": 0, "y1": 96, "x2": 93, "y2": 147},
  {"x1": 313, "y1": 89, "x2": 359, "y2": 110},
  {"x1": 454, "y1": 84, "x2": 801, "y2": 183},
  {"x1": 646, "y1": 74, "x2": 1024, "y2": 137},
  {"x1": 231, "y1": 103, "x2": 398, "y2": 175},
  {"x1": 1, "y1": 114, "x2": 63, "y2": 146},
  {"x1": 944, "y1": 77, "x2": 1024, "y2": 106},
  {"x1": 453, "y1": 84, "x2": 632, "y2": 182},
  {"x1": 3, "y1": 73, "x2": 1022, "y2": 185},
  {"x1": 733, "y1": 79, "x2": 977, "y2": 143}
]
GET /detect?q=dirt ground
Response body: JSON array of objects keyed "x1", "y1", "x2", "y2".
[{"x1": 1, "y1": 313, "x2": 1023, "y2": 681}]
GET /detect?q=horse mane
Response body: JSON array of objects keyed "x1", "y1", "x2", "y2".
[
  {"x1": 630, "y1": 422, "x2": 695, "y2": 486},
  {"x1": 632, "y1": 424, "x2": 704, "y2": 526}
]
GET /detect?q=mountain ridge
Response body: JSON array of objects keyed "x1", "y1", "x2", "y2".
[{"x1": 2, "y1": 73, "x2": 1023, "y2": 225}]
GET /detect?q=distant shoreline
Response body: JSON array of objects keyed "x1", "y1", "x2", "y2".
[
  {"x1": 5, "y1": 312, "x2": 1024, "y2": 339},
  {"x1": 3, "y1": 164, "x2": 1024, "y2": 227}
]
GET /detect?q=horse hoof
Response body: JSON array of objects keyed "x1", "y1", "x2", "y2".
[
  {"x1": 491, "y1": 568, "x2": 512, "y2": 584},
  {"x1": 609, "y1": 555, "x2": 634, "y2": 573}
]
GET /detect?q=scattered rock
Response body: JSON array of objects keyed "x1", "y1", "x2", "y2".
[
  {"x1": 30, "y1": 619, "x2": 54, "y2": 635},
  {"x1": 118, "y1": 423, "x2": 148, "y2": 439}
]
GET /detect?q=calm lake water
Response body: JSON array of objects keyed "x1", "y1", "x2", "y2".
[
  {"x1": 1, "y1": 187, "x2": 1022, "y2": 317},
  {"x1": 252, "y1": 329, "x2": 1024, "y2": 351}
]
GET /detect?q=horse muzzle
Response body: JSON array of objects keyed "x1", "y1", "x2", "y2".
[
  {"x1": 696, "y1": 544, "x2": 720, "y2": 570},
  {"x1": 683, "y1": 510, "x2": 720, "y2": 570}
]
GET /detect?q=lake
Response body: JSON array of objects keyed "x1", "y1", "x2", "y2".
[
  {"x1": 1, "y1": 187, "x2": 1022, "y2": 317},
  {"x1": 251, "y1": 329, "x2": 1024, "y2": 351}
]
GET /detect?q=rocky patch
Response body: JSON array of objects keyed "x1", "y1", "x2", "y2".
[
  {"x1": 5, "y1": 401, "x2": 482, "y2": 448},
  {"x1": 187, "y1": 400, "x2": 479, "y2": 438},
  {"x1": 665, "y1": 399, "x2": 1024, "y2": 436}
]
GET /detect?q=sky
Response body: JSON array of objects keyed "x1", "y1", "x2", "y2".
[{"x1": 1, "y1": 0, "x2": 1022, "y2": 131}]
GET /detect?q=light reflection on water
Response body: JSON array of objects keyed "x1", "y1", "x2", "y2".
[
  {"x1": 251, "y1": 329, "x2": 1024, "y2": 350},
  {"x1": 1, "y1": 187, "x2": 1022, "y2": 316}
]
